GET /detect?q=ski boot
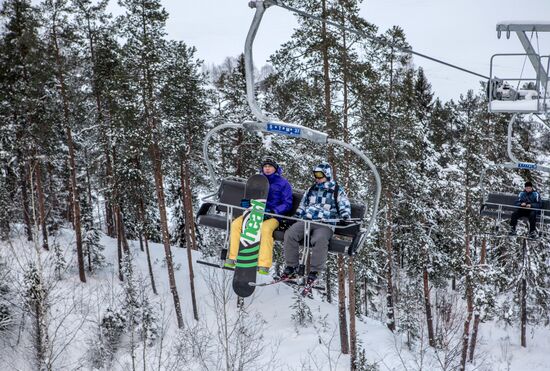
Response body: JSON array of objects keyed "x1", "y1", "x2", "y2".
[
  {"x1": 280, "y1": 266, "x2": 298, "y2": 280},
  {"x1": 257, "y1": 266, "x2": 270, "y2": 275},
  {"x1": 301, "y1": 271, "x2": 318, "y2": 297},
  {"x1": 224, "y1": 259, "x2": 236, "y2": 269}
]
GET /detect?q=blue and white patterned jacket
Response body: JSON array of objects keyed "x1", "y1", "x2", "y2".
[{"x1": 294, "y1": 162, "x2": 352, "y2": 221}]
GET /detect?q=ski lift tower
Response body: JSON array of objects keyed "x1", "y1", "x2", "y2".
[{"x1": 488, "y1": 22, "x2": 550, "y2": 114}]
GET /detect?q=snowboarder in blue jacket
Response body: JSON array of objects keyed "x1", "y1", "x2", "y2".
[
  {"x1": 281, "y1": 162, "x2": 351, "y2": 285},
  {"x1": 226, "y1": 157, "x2": 293, "y2": 274},
  {"x1": 509, "y1": 181, "x2": 541, "y2": 238}
]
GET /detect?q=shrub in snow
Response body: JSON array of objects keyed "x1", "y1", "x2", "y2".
[
  {"x1": 101, "y1": 308, "x2": 126, "y2": 347},
  {"x1": 355, "y1": 342, "x2": 380, "y2": 371},
  {"x1": 0, "y1": 259, "x2": 11, "y2": 330},
  {"x1": 89, "y1": 307, "x2": 127, "y2": 368},
  {"x1": 50, "y1": 241, "x2": 66, "y2": 280},
  {"x1": 0, "y1": 303, "x2": 11, "y2": 331},
  {"x1": 291, "y1": 292, "x2": 313, "y2": 329},
  {"x1": 121, "y1": 255, "x2": 159, "y2": 346}
]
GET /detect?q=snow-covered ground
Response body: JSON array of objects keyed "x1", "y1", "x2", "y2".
[{"x1": 1, "y1": 229, "x2": 549, "y2": 370}]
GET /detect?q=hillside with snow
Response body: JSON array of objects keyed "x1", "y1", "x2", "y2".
[{"x1": 1, "y1": 229, "x2": 549, "y2": 370}]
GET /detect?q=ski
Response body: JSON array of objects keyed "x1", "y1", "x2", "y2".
[
  {"x1": 196, "y1": 260, "x2": 236, "y2": 271},
  {"x1": 249, "y1": 276, "x2": 326, "y2": 294},
  {"x1": 248, "y1": 276, "x2": 299, "y2": 287}
]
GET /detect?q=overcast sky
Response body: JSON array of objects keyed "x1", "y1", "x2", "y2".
[{"x1": 114, "y1": 0, "x2": 550, "y2": 102}]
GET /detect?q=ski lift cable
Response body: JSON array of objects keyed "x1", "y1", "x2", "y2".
[
  {"x1": 534, "y1": 113, "x2": 550, "y2": 131},
  {"x1": 263, "y1": 0, "x2": 490, "y2": 80}
]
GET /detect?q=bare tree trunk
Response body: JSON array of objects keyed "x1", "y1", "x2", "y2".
[
  {"x1": 84, "y1": 148, "x2": 93, "y2": 208},
  {"x1": 384, "y1": 37, "x2": 397, "y2": 332},
  {"x1": 138, "y1": 232, "x2": 144, "y2": 252},
  {"x1": 149, "y1": 142, "x2": 184, "y2": 328},
  {"x1": 34, "y1": 160, "x2": 49, "y2": 250},
  {"x1": 363, "y1": 277, "x2": 369, "y2": 316},
  {"x1": 460, "y1": 233, "x2": 473, "y2": 371},
  {"x1": 339, "y1": 3, "x2": 350, "y2": 188},
  {"x1": 320, "y1": 0, "x2": 336, "y2": 169},
  {"x1": 133, "y1": 155, "x2": 158, "y2": 295},
  {"x1": 385, "y1": 192, "x2": 396, "y2": 332},
  {"x1": 326, "y1": 263, "x2": 333, "y2": 304},
  {"x1": 181, "y1": 157, "x2": 199, "y2": 320},
  {"x1": 138, "y1": 198, "x2": 157, "y2": 295},
  {"x1": 118, "y1": 207, "x2": 129, "y2": 254},
  {"x1": 51, "y1": 20, "x2": 86, "y2": 283},
  {"x1": 422, "y1": 244, "x2": 435, "y2": 347},
  {"x1": 20, "y1": 161, "x2": 33, "y2": 241},
  {"x1": 348, "y1": 256, "x2": 357, "y2": 370},
  {"x1": 116, "y1": 205, "x2": 123, "y2": 282},
  {"x1": 520, "y1": 238, "x2": 527, "y2": 347},
  {"x1": 469, "y1": 237, "x2": 487, "y2": 361},
  {"x1": 66, "y1": 162, "x2": 74, "y2": 227},
  {"x1": 337, "y1": 255, "x2": 349, "y2": 354}
]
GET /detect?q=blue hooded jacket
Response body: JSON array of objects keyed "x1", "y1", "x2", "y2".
[
  {"x1": 515, "y1": 190, "x2": 541, "y2": 209},
  {"x1": 262, "y1": 166, "x2": 293, "y2": 216},
  {"x1": 294, "y1": 162, "x2": 351, "y2": 221}
]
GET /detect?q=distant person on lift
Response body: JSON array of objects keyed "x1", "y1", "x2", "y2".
[{"x1": 509, "y1": 181, "x2": 541, "y2": 239}]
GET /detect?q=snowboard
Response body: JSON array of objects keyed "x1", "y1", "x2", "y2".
[{"x1": 232, "y1": 174, "x2": 270, "y2": 298}]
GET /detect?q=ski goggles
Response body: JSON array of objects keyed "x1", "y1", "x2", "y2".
[{"x1": 313, "y1": 171, "x2": 326, "y2": 179}]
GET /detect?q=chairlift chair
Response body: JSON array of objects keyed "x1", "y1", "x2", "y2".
[
  {"x1": 480, "y1": 114, "x2": 550, "y2": 235},
  {"x1": 488, "y1": 22, "x2": 550, "y2": 114},
  {"x1": 196, "y1": 0, "x2": 381, "y2": 263}
]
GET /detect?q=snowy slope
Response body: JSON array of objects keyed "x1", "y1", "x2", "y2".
[{"x1": 1, "y1": 230, "x2": 550, "y2": 370}]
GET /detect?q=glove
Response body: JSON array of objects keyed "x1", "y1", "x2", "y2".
[
  {"x1": 240, "y1": 198, "x2": 251, "y2": 208},
  {"x1": 338, "y1": 216, "x2": 352, "y2": 226}
]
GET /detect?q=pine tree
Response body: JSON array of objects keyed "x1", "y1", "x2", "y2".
[
  {"x1": 72, "y1": 0, "x2": 118, "y2": 237},
  {"x1": 0, "y1": 0, "x2": 50, "y2": 242},
  {"x1": 41, "y1": 0, "x2": 87, "y2": 282},
  {"x1": 81, "y1": 189, "x2": 105, "y2": 273},
  {"x1": 118, "y1": 0, "x2": 183, "y2": 328}
]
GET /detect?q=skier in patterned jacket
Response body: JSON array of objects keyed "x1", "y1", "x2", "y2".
[{"x1": 281, "y1": 162, "x2": 351, "y2": 285}]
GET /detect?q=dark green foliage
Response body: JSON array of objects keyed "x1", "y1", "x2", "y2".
[
  {"x1": 355, "y1": 342, "x2": 380, "y2": 371},
  {"x1": 290, "y1": 292, "x2": 313, "y2": 328},
  {"x1": 81, "y1": 193, "x2": 105, "y2": 272},
  {"x1": 90, "y1": 307, "x2": 127, "y2": 367}
]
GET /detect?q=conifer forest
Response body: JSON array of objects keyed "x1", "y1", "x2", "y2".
[{"x1": 1, "y1": 0, "x2": 550, "y2": 370}]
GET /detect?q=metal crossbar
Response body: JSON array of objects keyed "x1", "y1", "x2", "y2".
[{"x1": 199, "y1": 194, "x2": 363, "y2": 231}]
